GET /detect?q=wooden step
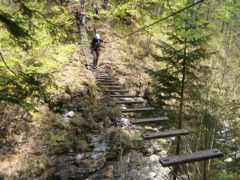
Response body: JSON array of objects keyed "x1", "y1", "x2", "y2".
[
  {"x1": 95, "y1": 73, "x2": 107, "y2": 75},
  {"x1": 101, "y1": 86, "x2": 124, "y2": 89},
  {"x1": 97, "y1": 76, "x2": 111, "y2": 78},
  {"x1": 98, "y1": 80, "x2": 116, "y2": 83},
  {"x1": 110, "y1": 95, "x2": 140, "y2": 98},
  {"x1": 122, "y1": 107, "x2": 154, "y2": 113},
  {"x1": 98, "y1": 83, "x2": 120, "y2": 86},
  {"x1": 94, "y1": 71, "x2": 106, "y2": 73},
  {"x1": 97, "y1": 78, "x2": 114, "y2": 81},
  {"x1": 96, "y1": 72, "x2": 109, "y2": 74},
  {"x1": 159, "y1": 149, "x2": 223, "y2": 167},
  {"x1": 96, "y1": 76, "x2": 113, "y2": 79},
  {"x1": 130, "y1": 117, "x2": 169, "y2": 124},
  {"x1": 142, "y1": 129, "x2": 189, "y2": 139},
  {"x1": 115, "y1": 100, "x2": 145, "y2": 105},
  {"x1": 96, "y1": 73, "x2": 106, "y2": 75},
  {"x1": 104, "y1": 90, "x2": 129, "y2": 93},
  {"x1": 96, "y1": 75, "x2": 111, "y2": 77}
]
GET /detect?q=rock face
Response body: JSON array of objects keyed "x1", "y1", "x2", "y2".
[
  {"x1": 52, "y1": 94, "x2": 171, "y2": 180},
  {"x1": 125, "y1": 151, "x2": 170, "y2": 180},
  {"x1": 86, "y1": 150, "x2": 170, "y2": 180},
  {"x1": 54, "y1": 133, "x2": 107, "y2": 179}
]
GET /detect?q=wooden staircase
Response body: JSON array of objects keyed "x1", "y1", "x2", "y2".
[
  {"x1": 78, "y1": 18, "x2": 224, "y2": 177},
  {"x1": 93, "y1": 69, "x2": 223, "y2": 170}
]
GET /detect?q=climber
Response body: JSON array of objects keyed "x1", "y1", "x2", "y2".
[
  {"x1": 93, "y1": 5, "x2": 99, "y2": 20},
  {"x1": 91, "y1": 34, "x2": 105, "y2": 69},
  {"x1": 79, "y1": 7, "x2": 86, "y2": 25},
  {"x1": 94, "y1": 5, "x2": 99, "y2": 14},
  {"x1": 76, "y1": 7, "x2": 85, "y2": 26}
]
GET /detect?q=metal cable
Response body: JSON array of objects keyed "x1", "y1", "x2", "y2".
[{"x1": 110, "y1": 0, "x2": 205, "y2": 43}]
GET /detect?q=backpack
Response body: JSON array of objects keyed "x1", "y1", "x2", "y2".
[{"x1": 92, "y1": 38, "x2": 101, "y2": 50}]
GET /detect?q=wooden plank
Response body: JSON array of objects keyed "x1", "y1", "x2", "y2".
[
  {"x1": 122, "y1": 107, "x2": 154, "y2": 113},
  {"x1": 97, "y1": 77, "x2": 113, "y2": 80},
  {"x1": 97, "y1": 79, "x2": 114, "y2": 81},
  {"x1": 97, "y1": 76, "x2": 111, "y2": 79},
  {"x1": 95, "y1": 73, "x2": 110, "y2": 77},
  {"x1": 95, "y1": 72, "x2": 108, "y2": 74},
  {"x1": 98, "y1": 83, "x2": 120, "y2": 86},
  {"x1": 95, "y1": 73, "x2": 109, "y2": 75},
  {"x1": 97, "y1": 80, "x2": 117, "y2": 83},
  {"x1": 159, "y1": 149, "x2": 223, "y2": 167},
  {"x1": 97, "y1": 75, "x2": 111, "y2": 77},
  {"x1": 115, "y1": 100, "x2": 145, "y2": 104},
  {"x1": 104, "y1": 90, "x2": 129, "y2": 93},
  {"x1": 101, "y1": 86, "x2": 124, "y2": 89},
  {"x1": 98, "y1": 80, "x2": 116, "y2": 82},
  {"x1": 96, "y1": 75, "x2": 109, "y2": 77},
  {"x1": 96, "y1": 73, "x2": 109, "y2": 75},
  {"x1": 130, "y1": 117, "x2": 169, "y2": 124},
  {"x1": 142, "y1": 129, "x2": 189, "y2": 139},
  {"x1": 110, "y1": 95, "x2": 140, "y2": 98}
]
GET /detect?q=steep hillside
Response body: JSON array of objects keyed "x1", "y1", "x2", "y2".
[{"x1": 0, "y1": 0, "x2": 239, "y2": 180}]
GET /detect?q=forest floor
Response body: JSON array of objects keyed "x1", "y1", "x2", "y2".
[
  {"x1": 0, "y1": 14, "x2": 170, "y2": 180},
  {"x1": 0, "y1": 47, "x2": 96, "y2": 179}
]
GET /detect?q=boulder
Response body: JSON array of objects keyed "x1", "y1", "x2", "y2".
[
  {"x1": 65, "y1": 111, "x2": 75, "y2": 118},
  {"x1": 224, "y1": 157, "x2": 233, "y2": 163}
]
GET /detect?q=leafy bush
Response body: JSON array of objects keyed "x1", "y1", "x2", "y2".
[
  {"x1": 112, "y1": 2, "x2": 138, "y2": 22},
  {"x1": 0, "y1": 1, "x2": 77, "y2": 109},
  {"x1": 214, "y1": 172, "x2": 240, "y2": 180}
]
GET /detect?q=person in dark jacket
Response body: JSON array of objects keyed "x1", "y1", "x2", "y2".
[
  {"x1": 76, "y1": 7, "x2": 85, "y2": 26},
  {"x1": 91, "y1": 34, "x2": 104, "y2": 69},
  {"x1": 93, "y1": 5, "x2": 100, "y2": 20}
]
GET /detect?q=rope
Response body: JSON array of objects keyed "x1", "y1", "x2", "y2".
[
  {"x1": 110, "y1": 0, "x2": 205, "y2": 43},
  {"x1": 0, "y1": 51, "x2": 17, "y2": 77}
]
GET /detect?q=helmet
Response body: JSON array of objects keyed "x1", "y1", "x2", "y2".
[{"x1": 96, "y1": 34, "x2": 101, "y2": 39}]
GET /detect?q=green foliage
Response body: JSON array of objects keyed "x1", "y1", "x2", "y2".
[
  {"x1": 0, "y1": 1, "x2": 77, "y2": 108},
  {"x1": 145, "y1": 0, "x2": 240, "y2": 178},
  {"x1": 111, "y1": 1, "x2": 139, "y2": 22},
  {"x1": 86, "y1": 9, "x2": 110, "y2": 19},
  {"x1": 214, "y1": 172, "x2": 240, "y2": 180},
  {"x1": 150, "y1": 4, "x2": 211, "y2": 108},
  {"x1": 0, "y1": 12, "x2": 30, "y2": 39}
]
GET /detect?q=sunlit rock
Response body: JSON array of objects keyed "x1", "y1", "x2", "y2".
[
  {"x1": 148, "y1": 172, "x2": 157, "y2": 179},
  {"x1": 224, "y1": 157, "x2": 233, "y2": 163},
  {"x1": 64, "y1": 111, "x2": 75, "y2": 118},
  {"x1": 75, "y1": 154, "x2": 84, "y2": 161}
]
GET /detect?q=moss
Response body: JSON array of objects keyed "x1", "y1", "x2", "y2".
[
  {"x1": 121, "y1": 130, "x2": 142, "y2": 150},
  {"x1": 75, "y1": 140, "x2": 89, "y2": 152}
]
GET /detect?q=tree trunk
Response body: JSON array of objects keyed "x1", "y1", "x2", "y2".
[{"x1": 173, "y1": 38, "x2": 187, "y2": 180}]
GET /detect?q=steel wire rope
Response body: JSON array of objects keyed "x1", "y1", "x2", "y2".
[{"x1": 108, "y1": 0, "x2": 205, "y2": 44}]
